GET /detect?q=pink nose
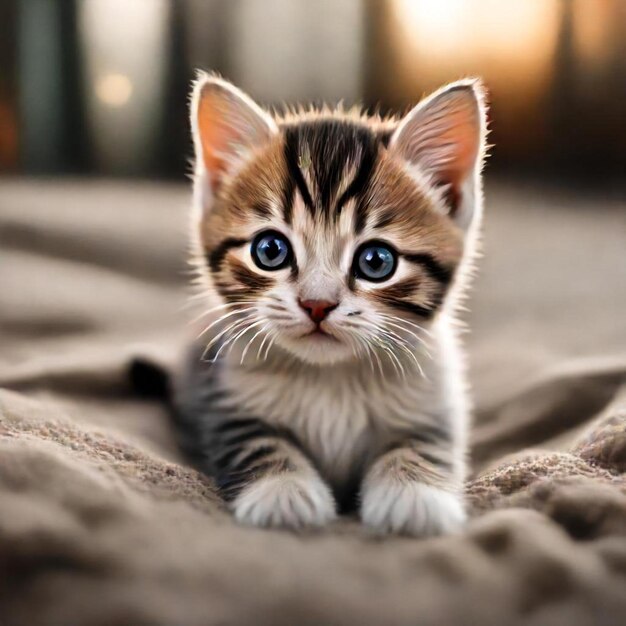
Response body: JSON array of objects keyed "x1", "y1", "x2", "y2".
[{"x1": 298, "y1": 299, "x2": 338, "y2": 324}]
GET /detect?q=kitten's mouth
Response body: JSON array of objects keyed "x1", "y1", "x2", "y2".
[{"x1": 303, "y1": 328, "x2": 339, "y2": 342}]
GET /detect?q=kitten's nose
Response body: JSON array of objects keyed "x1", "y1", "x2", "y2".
[{"x1": 298, "y1": 299, "x2": 338, "y2": 324}]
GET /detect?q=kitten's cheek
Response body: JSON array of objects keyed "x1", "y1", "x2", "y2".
[{"x1": 360, "y1": 480, "x2": 466, "y2": 537}]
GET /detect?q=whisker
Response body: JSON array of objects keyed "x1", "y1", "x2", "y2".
[
  {"x1": 360, "y1": 319, "x2": 428, "y2": 380},
  {"x1": 378, "y1": 317, "x2": 434, "y2": 368},
  {"x1": 376, "y1": 339, "x2": 405, "y2": 380},
  {"x1": 257, "y1": 329, "x2": 273, "y2": 360},
  {"x1": 378, "y1": 317, "x2": 432, "y2": 354},
  {"x1": 379, "y1": 313, "x2": 434, "y2": 339},
  {"x1": 201, "y1": 314, "x2": 256, "y2": 359},
  {"x1": 241, "y1": 323, "x2": 270, "y2": 364},
  {"x1": 374, "y1": 327, "x2": 428, "y2": 377},
  {"x1": 201, "y1": 317, "x2": 248, "y2": 361},
  {"x1": 263, "y1": 331, "x2": 279, "y2": 361},
  {"x1": 189, "y1": 301, "x2": 256, "y2": 325},
  {"x1": 209, "y1": 317, "x2": 262, "y2": 362},
  {"x1": 368, "y1": 338, "x2": 386, "y2": 378},
  {"x1": 356, "y1": 319, "x2": 414, "y2": 351},
  {"x1": 390, "y1": 338, "x2": 426, "y2": 379},
  {"x1": 196, "y1": 307, "x2": 256, "y2": 340},
  {"x1": 225, "y1": 319, "x2": 266, "y2": 360},
  {"x1": 388, "y1": 350, "x2": 407, "y2": 380},
  {"x1": 339, "y1": 322, "x2": 388, "y2": 379}
]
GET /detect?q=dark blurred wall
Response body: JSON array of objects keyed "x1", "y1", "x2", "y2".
[
  {"x1": 0, "y1": 0, "x2": 624, "y2": 187},
  {"x1": 17, "y1": 1, "x2": 88, "y2": 173}
]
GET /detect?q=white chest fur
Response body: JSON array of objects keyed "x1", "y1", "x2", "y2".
[{"x1": 220, "y1": 316, "x2": 468, "y2": 486}]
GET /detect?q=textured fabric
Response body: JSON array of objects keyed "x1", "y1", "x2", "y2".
[{"x1": 1, "y1": 179, "x2": 625, "y2": 626}]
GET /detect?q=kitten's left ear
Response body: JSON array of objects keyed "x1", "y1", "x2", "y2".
[
  {"x1": 191, "y1": 72, "x2": 278, "y2": 195},
  {"x1": 389, "y1": 79, "x2": 488, "y2": 231}
]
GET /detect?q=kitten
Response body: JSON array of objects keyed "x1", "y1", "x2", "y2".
[{"x1": 173, "y1": 73, "x2": 488, "y2": 536}]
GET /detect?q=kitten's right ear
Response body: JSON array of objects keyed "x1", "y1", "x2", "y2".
[
  {"x1": 190, "y1": 72, "x2": 277, "y2": 194},
  {"x1": 389, "y1": 79, "x2": 488, "y2": 232}
]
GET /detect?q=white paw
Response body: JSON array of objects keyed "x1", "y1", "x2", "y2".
[
  {"x1": 232, "y1": 472, "x2": 336, "y2": 530},
  {"x1": 361, "y1": 480, "x2": 466, "y2": 537}
]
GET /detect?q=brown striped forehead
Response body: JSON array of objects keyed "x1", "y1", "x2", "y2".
[{"x1": 279, "y1": 118, "x2": 380, "y2": 227}]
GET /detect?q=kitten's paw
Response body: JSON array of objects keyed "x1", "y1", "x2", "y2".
[
  {"x1": 232, "y1": 472, "x2": 336, "y2": 530},
  {"x1": 361, "y1": 480, "x2": 466, "y2": 537}
]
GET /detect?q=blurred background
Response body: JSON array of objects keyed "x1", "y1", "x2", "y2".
[
  {"x1": 1, "y1": 9, "x2": 626, "y2": 601},
  {"x1": 0, "y1": 0, "x2": 625, "y2": 189}
]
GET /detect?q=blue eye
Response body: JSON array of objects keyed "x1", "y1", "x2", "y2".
[
  {"x1": 251, "y1": 230, "x2": 292, "y2": 270},
  {"x1": 354, "y1": 242, "x2": 397, "y2": 282}
]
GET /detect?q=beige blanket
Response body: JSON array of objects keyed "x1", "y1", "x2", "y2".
[{"x1": 1, "y1": 179, "x2": 625, "y2": 626}]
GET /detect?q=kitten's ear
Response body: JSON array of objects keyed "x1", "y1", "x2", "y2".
[
  {"x1": 389, "y1": 79, "x2": 488, "y2": 231},
  {"x1": 190, "y1": 72, "x2": 277, "y2": 193}
]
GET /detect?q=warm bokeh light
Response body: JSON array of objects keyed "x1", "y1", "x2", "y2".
[
  {"x1": 79, "y1": 0, "x2": 169, "y2": 173},
  {"x1": 95, "y1": 73, "x2": 133, "y2": 107},
  {"x1": 391, "y1": 0, "x2": 560, "y2": 91}
]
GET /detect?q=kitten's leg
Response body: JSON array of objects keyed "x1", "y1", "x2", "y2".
[
  {"x1": 360, "y1": 433, "x2": 466, "y2": 537},
  {"x1": 212, "y1": 418, "x2": 336, "y2": 529}
]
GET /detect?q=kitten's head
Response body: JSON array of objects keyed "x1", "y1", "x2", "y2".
[{"x1": 190, "y1": 74, "x2": 488, "y2": 366}]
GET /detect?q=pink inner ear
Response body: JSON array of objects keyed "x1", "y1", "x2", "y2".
[
  {"x1": 198, "y1": 92, "x2": 242, "y2": 190},
  {"x1": 392, "y1": 86, "x2": 483, "y2": 215},
  {"x1": 195, "y1": 79, "x2": 276, "y2": 193},
  {"x1": 431, "y1": 105, "x2": 480, "y2": 187}
]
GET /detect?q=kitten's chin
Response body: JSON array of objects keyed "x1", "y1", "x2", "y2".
[{"x1": 275, "y1": 333, "x2": 357, "y2": 366}]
